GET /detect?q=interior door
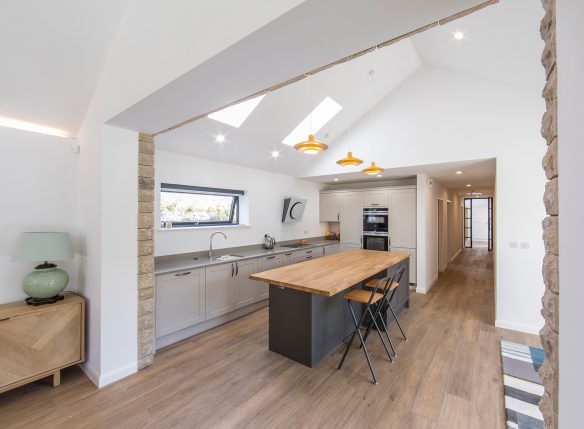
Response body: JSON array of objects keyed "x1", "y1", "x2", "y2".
[
  {"x1": 340, "y1": 192, "x2": 363, "y2": 246},
  {"x1": 464, "y1": 198, "x2": 472, "y2": 248}
]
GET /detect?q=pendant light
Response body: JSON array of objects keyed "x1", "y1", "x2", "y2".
[
  {"x1": 295, "y1": 73, "x2": 328, "y2": 155},
  {"x1": 294, "y1": 134, "x2": 328, "y2": 154},
  {"x1": 336, "y1": 151, "x2": 363, "y2": 166},
  {"x1": 336, "y1": 81, "x2": 363, "y2": 166},
  {"x1": 362, "y1": 65, "x2": 385, "y2": 176}
]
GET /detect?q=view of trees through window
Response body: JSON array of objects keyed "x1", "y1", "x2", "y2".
[{"x1": 160, "y1": 191, "x2": 238, "y2": 226}]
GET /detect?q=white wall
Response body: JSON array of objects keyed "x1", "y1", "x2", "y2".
[
  {"x1": 0, "y1": 128, "x2": 79, "y2": 303},
  {"x1": 155, "y1": 150, "x2": 325, "y2": 256},
  {"x1": 310, "y1": 67, "x2": 546, "y2": 332},
  {"x1": 557, "y1": 1, "x2": 584, "y2": 426},
  {"x1": 74, "y1": 0, "x2": 305, "y2": 386}
]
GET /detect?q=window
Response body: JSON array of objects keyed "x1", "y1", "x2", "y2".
[{"x1": 160, "y1": 184, "x2": 243, "y2": 227}]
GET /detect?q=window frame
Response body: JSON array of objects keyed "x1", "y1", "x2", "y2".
[{"x1": 160, "y1": 183, "x2": 243, "y2": 228}]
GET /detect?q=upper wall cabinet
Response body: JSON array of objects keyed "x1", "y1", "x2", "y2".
[
  {"x1": 364, "y1": 190, "x2": 389, "y2": 208},
  {"x1": 389, "y1": 189, "x2": 417, "y2": 249},
  {"x1": 319, "y1": 192, "x2": 340, "y2": 222}
]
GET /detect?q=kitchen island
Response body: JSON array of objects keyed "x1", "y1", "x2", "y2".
[{"x1": 250, "y1": 249, "x2": 410, "y2": 367}]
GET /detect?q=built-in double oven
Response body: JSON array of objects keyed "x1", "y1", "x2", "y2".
[{"x1": 362, "y1": 208, "x2": 389, "y2": 251}]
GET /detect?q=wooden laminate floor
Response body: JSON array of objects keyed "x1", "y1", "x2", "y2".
[{"x1": 0, "y1": 248, "x2": 540, "y2": 429}]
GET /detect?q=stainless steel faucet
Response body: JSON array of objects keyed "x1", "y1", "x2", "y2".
[{"x1": 209, "y1": 231, "x2": 227, "y2": 259}]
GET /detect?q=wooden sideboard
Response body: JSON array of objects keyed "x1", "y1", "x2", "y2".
[{"x1": 0, "y1": 293, "x2": 85, "y2": 394}]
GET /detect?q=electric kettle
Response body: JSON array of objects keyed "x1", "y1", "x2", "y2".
[{"x1": 263, "y1": 234, "x2": 276, "y2": 250}]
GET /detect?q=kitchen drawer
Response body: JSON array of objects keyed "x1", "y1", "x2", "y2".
[
  {"x1": 293, "y1": 254, "x2": 321, "y2": 264},
  {"x1": 293, "y1": 247, "x2": 322, "y2": 258}
]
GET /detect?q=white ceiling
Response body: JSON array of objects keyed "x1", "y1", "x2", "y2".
[
  {"x1": 150, "y1": 0, "x2": 543, "y2": 185},
  {"x1": 155, "y1": 41, "x2": 421, "y2": 175},
  {"x1": 411, "y1": 0, "x2": 545, "y2": 91},
  {"x1": 0, "y1": 0, "x2": 127, "y2": 136}
]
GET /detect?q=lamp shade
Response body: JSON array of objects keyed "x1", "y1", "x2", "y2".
[{"x1": 16, "y1": 232, "x2": 73, "y2": 262}]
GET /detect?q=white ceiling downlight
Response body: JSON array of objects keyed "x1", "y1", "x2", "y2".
[
  {"x1": 282, "y1": 97, "x2": 342, "y2": 146},
  {"x1": 208, "y1": 94, "x2": 266, "y2": 128},
  {"x1": 453, "y1": 31, "x2": 464, "y2": 40},
  {"x1": 0, "y1": 116, "x2": 69, "y2": 138},
  {"x1": 215, "y1": 134, "x2": 226, "y2": 143}
]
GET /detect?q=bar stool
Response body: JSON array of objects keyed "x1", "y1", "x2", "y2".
[
  {"x1": 337, "y1": 278, "x2": 393, "y2": 384},
  {"x1": 363, "y1": 267, "x2": 407, "y2": 357}
]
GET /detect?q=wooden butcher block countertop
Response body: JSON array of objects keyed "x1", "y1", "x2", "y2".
[{"x1": 250, "y1": 249, "x2": 410, "y2": 297}]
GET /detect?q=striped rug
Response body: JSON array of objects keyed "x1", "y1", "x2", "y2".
[{"x1": 500, "y1": 340, "x2": 544, "y2": 429}]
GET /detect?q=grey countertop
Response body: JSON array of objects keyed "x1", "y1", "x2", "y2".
[{"x1": 154, "y1": 239, "x2": 340, "y2": 275}]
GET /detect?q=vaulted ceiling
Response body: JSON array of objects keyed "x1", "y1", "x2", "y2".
[{"x1": 0, "y1": 0, "x2": 128, "y2": 135}]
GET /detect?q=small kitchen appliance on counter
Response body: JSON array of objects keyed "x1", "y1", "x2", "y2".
[{"x1": 263, "y1": 234, "x2": 276, "y2": 249}]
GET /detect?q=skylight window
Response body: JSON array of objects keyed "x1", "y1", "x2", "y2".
[
  {"x1": 207, "y1": 94, "x2": 265, "y2": 128},
  {"x1": 282, "y1": 97, "x2": 342, "y2": 146}
]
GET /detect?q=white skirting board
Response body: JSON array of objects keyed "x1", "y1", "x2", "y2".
[
  {"x1": 156, "y1": 299, "x2": 269, "y2": 350},
  {"x1": 449, "y1": 248, "x2": 462, "y2": 263},
  {"x1": 495, "y1": 319, "x2": 542, "y2": 335},
  {"x1": 416, "y1": 273, "x2": 438, "y2": 294},
  {"x1": 80, "y1": 361, "x2": 138, "y2": 388}
]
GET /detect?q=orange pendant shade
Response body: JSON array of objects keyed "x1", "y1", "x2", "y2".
[
  {"x1": 361, "y1": 161, "x2": 384, "y2": 175},
  {"x1": 336, "y1": 151, "x2": 363, "y2": 167},
  {"x1": 294, "y1": 134, "x2": 328, "y2": 154}
]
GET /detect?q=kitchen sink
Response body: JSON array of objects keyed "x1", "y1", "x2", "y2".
[{"x1": 214, "y1": 254, "x2": 244, "y2": 261}]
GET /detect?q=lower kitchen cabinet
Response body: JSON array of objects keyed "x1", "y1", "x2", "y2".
[
  {"x1": 258, "y1": 254, "x2": 283, "y2": 299},
  {"x1": 205, "y1": 263, "x2": 236, "y2": 319},
  {"x1": 281, "y1": 251, "x2": 294, "y2": 266},
  {"x1": 323, "y1": 243, "x2": 340, "y2": 256},
  {"x1": 234, "y1": 259, "x2": 259, "y2": 309},
  {"x1": 156, "y1": 268, "x2": 206, "y2": 338}
]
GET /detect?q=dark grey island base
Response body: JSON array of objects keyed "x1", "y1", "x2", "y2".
[{"x1": 268, "y1": 258, "x2": 410, "y2": 367}]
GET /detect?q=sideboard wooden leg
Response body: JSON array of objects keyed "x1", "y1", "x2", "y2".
[{"x1": 52, "y1": 370, "x2": 61, "y2": 387}]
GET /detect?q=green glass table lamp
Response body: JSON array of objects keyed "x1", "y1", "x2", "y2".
[{"x1": 16, "y1": 232, "x2": 73, "y2": 305}]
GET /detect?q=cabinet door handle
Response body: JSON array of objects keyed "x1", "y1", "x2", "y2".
[
  {"x1": 175, "y1": 271, "x2": 191, "y2": 277},
  {"x1": 231, "y1": 264, "x2": 234, "y2": 277},
  {"x1": 266, "y1": 256, "x2": 276, "y2": 260},
  {"x1": 284, "y1": 252, "x2": 292, "y2": 256},
  {"x1": 371, "y1": 203, "x2": 379, "y2": 206},
  {"x1": 337, "y1": 212, "x2": 340, "y2": 221},
  {"x1": 306, "y1": 250, "x2": 312, "y2": 254},
  {"x1": 235, "y1": 262, "x2": 239, "y2": 276},
  {"x1": 306, "y1": 256, "x2": 312, "y2": 259}
]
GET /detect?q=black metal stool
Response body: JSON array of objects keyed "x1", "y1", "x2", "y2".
[
  {"x1": 337, "y1": 278, "x2": 393, "y2": 384},
  {"x1": 363, "y1": 267, "x2": 407, "y2": 357}
]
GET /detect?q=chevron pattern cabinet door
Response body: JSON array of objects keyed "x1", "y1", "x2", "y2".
[{"x1": 0, "y1": 302, "x2": 82, "y2": 390}]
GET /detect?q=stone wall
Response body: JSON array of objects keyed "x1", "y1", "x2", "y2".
[
  {"x1": 137, "y1": 133, "x2": 156, "y2": 369},
  {"x1": 539, "y1": 0, "x2": 558, "y2": 427}
]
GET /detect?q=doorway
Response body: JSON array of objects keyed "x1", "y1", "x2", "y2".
[{"x1": 463, "y1": 197, "x2": 493, "y2": 251}]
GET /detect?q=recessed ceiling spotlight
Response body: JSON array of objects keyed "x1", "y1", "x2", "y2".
[
  {"x1": 271, "y1": 150, "x2": 280, "y2": 158},
  {"x1": 215, "y1": 134, "x2": 225, "y2": 143},
  {"x1": 456, "y1": 171, "x2": 463, "y2": 175},
  {"x1": 454, "y1": 31, "x2": 464, "y2": 40},
  {"x1": 333, "y1": 178, "x2": 339, "y2": 182},
  {"x1": 466, "y1": 184, "x2": 472, "y2": 187}
]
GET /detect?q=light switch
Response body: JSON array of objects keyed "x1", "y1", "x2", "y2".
[
  {"x1": 520, "y1": 242, "x2": 530, "y2": 250},
  {"x1": 509, "y1": 241, "x2": 518, "y2": 249}
]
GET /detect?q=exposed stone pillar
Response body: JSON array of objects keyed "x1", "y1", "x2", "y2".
[
  {"x1": 137, "y1": 133, "x2": 156, "y2": 369},
  {"x1": 539, "y1": 0, "x2": 558, "y2": 427}
]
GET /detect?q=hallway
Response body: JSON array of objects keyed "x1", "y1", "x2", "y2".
[{"x1": 0, "y1": 249, "x2": 540, "y2": 428}]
